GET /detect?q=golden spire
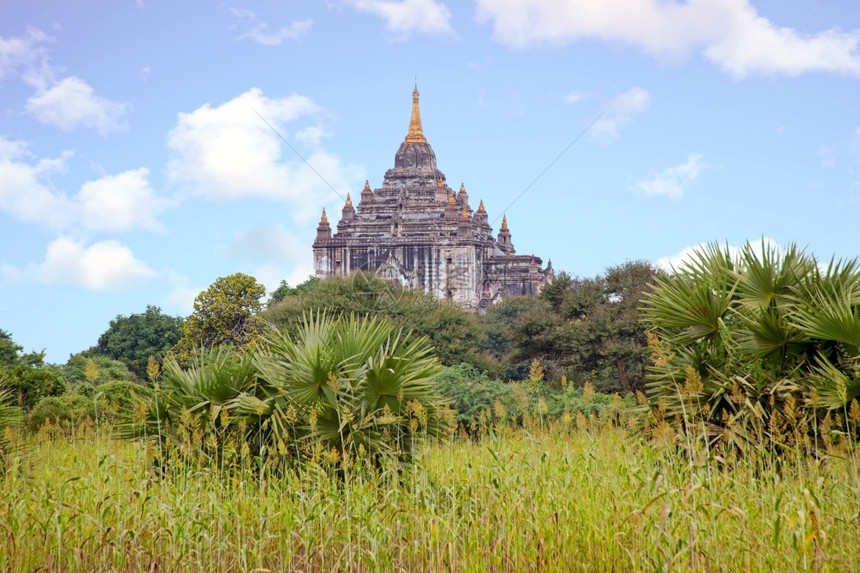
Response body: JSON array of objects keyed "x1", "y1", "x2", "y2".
[
  {"x1": 320, "y1": 208, "x2": 328, "y2": 224},
  {"x1": 437, "y1": 177, "x2": 444, "y2": 189},
  {"x1": 459, "y1": 182, "x2": 466, "y2": 194},
  {"x1": 477, "y1": 199, "x2": 485, "y2": 212},
  {"x1": 363, "y1": 180, "x2": 371, "y2": 192},
  {"x1": 345, "y1": 193, "x2": 352, "y2": 207},
  {"x1": 501, "y1": 214, "x2": 508, "y2": 230},
  {"x1": 405, "y1": 84, "x2": 427, "y2": 143},
  {"x1": 448, "y1": 190, "x2": 456, "y2": 204},
  {"x1": 460, "y1": 205, "x2": 469, "y2": 220}
]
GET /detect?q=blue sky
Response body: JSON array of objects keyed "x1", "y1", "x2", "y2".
[{"x1": 2, "y1": 0, "x2": 859, "y2": 363}]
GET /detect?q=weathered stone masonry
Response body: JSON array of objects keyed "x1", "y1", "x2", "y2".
[{"x1": 313, "y1": 86, "x2": 553, "y2": 310}]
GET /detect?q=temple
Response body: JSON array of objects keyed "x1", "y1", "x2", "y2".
[{"x1": 312, "y1": 86, "x2": 553, "y2": 310}]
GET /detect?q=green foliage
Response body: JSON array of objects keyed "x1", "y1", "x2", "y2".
[
  {"x1": 267, "y1": 276, "x2": 320, "y2": 307},
  {"x1": 1, "y1": 362, "x2": 66, "y2": 410},
  {"x1": 0, "y1": 381, "x2": 23, "y2": 468},
  {"x1": 434, "y1": 363, "x2": 633, "y2": 433},
  {"x1": 487, "y1": 262, "x2": 659, "y2": 392},
  {"x1": 0, "y1": 329, "x2": 23, "y2": 366},
  {"x1": 126, "y1": 313, "x2": 452, "y2": 472},
  {"x1": 249, "y1": 313, "x2": 451, "y2": 468},
  {"x1": 64, "y1": 352, "x2": 139, "y2": 387},
  {"x1": 641, "y1": 241, "x2": 860, "y2": 452},
  {"x1": 265, "y1": 273, "x2": 482, "y2": 367},
  {"x1": 28, "y1": 394, "x2": 96, "y2": 432},
  {"x1": 172, "y1": 273, "x2": 267, "y2": 362},
  {"x1": 95, "y1": 305, "x2": 183, "y2": 378}
]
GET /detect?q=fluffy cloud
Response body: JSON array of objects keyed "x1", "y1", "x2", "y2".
[
  {"x1": 0, "y1": 137, "x2": 75, "y2": 230},
  {"x1": 3, "y1": 237, "x2": 156, "y2": 291},
  {"x1": 166, "y1": 88, "x2": 363, "y2": 220},
  {"x1": 25, "y1": 76, "x2": 131, "y2": 135},
  {"x1": 656, "y1": 236, "x2": 780, "y2": 272},
  {"x1": 346, "y1": 0, "x2": 455, "y2": 39},
  {"x1": 633, "y1": 153, "x2": 706, "y2": 199},
  {"x1": 231, "y1": 9, "x2": 312, "y2": 45},
  {"x1": 78, "y1": 168, "x2": 172, "y2": 233},
  {"x1": 590, "y1": 87, "x2": 650, "y2": 144},
  {"x1": 0, "y1": 28, "x2": 52, "y2": 81},
  {"x1": 474, "y1": 0, "x2": 860, "y2": 78},
  {"x1": 0, "y1": 135, "x2": 170, "y2": 233}
]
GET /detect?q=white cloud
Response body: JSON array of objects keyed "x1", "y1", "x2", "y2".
[
  {"x1": 2, "y1": 237, "x2": 156, "y2": 291},
  {"x1": 346, "y1": 0, "x2": 455, "y2": 39},
  {"x1": 166, "y1": 88, "x2": 364, "y2": 220},
  {"x1": 561, "y1": 90, "x2": 588, "y2": 104},
  {"x1": 0, "y1": 136, "x2": 75, "y2": 230},
  {"x1": 0, "y1": 28, "x2": 52, "y2": 81},
  {"x1": 78, "y1": 168, "x2": 172, "y2": 233},
  {"x1": 0, "y1": 135, "x2": 171, "y2": 233},
  {"x1": 633, "y1": 153, "x2": 706, "y2": 199},
  {"x1": 231, "y1": 9, "x2": 312, "y2": 45},
  {"x1": 474, "y1": 0, "x2": 860, "y2": 78},
  {"x1": 656, "y1": 237, "x2": 781, "y2": 272},
  {"x1": 239, "y1": 21, "x2": 312, "y2": 45},
  {"x1": 590, "y1": 87, "x2": 650, "y2": 144},
  {"x1": 25, "y1": 76, "x2": 131, "y2": 135}
]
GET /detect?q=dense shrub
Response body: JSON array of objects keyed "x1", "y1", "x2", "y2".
[
  {"x1": 29, "y1": 394, "x2": 96, "y2": 432},
  {"x1": 435, "y1": 364, "x2": 635, "y2": 434}
]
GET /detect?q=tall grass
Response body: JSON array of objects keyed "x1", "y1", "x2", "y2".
[{"x1": 1, "y1": 419, "x2": 858, "y2": 571}]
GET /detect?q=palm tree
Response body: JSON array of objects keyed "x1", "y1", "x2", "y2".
[
  {"x1": 0, "y1": 380, "x2": 23, "y2": 469},
  {"x1": 125, "y1": 313, "x2": 452, "y2": 472},
  {"x1": 642, "y1": 241, "x2": 860, "y2": 450},
  {"x1": 244, "y1": 312, "x2": 452, "y2": 468}
]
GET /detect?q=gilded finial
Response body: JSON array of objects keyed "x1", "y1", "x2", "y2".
[
  {"x1": 320, "y1": 208, "x2": 328, "y2": 224},
  {"x1": 405, "y1": 85, "x2": 427, "y2": 143},
  {"x1": 478, "y1": 199, "x2": 485, "y2": 212},
  {"x1": 460, "y1": 205, "x2": 469, "y2": 220},
  {"x1": 501, "y1": 214, "x2": 508, "y2": 230},
  {"x1": 363, "y1": 180, "x2": 370, "y2": 191},
  {"x1": 448, "y1": 190, "x2": 456, "y2": 204},
  {"x1": 459, "y1": 182, "x2": 466, "y2": 194},
  {"x1": 345, "y1": 193, "x2": 352, "y2": 207},
  {"x1": 437, "y1": 177, "x2": 444, "y2": 189}
]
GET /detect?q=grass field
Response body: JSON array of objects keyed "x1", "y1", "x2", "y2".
[{"x1": 1, "y1": 420, "x2": 858, "y2": 572}]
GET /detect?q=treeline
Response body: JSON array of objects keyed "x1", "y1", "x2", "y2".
[
  {"x1": 0, "y1": 261, "x2": 656, "y2": 433},
  {"x1": 5, "y1": 240, "x2": 860, "y2": 455},
  {"x1": 267, "y1": 260, "x2": 660, "y2": 393}
]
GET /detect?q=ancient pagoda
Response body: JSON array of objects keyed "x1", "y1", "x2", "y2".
[{"x1": 312, "y1": 86, "x2": 552, "y2": 310}]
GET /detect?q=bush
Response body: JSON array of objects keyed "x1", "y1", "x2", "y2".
[{"x1": 29, "y1": 394, "x2": 96, "y2": 432}]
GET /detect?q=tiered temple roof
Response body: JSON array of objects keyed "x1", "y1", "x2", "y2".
[{"x1": 313, "y1": 86, "x2": 552, "y2": 310}]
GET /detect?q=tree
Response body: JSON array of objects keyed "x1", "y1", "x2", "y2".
[
  {"x1": 172, "y1": 273, "x2": 267, "y2": 360},
  {"x1": 267, "y1": 276, "x2": 320, "y2": 307},
  {"x1": 95, "y1": 306, "x2": 183, "y2": 379},
  {"x1": 499, "y1": 263, "x2": 659, "y2": 392},
  {"x1": 64, "y1": 352, "x2": 139, "y2": 387},
  {"x1": 264, "y1": 273, "x2": 483, "y2": 367},
  {"x1": 0, "y1": 331, "x2": 65, "y2": 409},
  {"x1": 0, "y1": 329, "x2": 23, "y2": 366}
]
